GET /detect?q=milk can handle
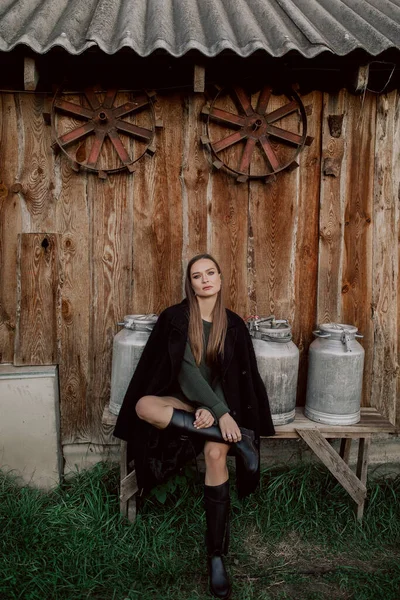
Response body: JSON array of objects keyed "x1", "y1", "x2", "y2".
[
  {"x1": 312, "y1": 330, "x2": 330, "y2": 338},
  {"x1": 355, "y1": 333, "x2": 364, "y2": 338}
]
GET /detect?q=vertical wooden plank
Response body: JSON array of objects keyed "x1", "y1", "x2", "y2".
[
  {"x1": 317, "y1": 91, "x2": 346, "y2": 324},
  {"x1": 210, "y1": 174, "x2": 248, "y2": 316},
  {"x1": 0, "y1": 93, "x2": 21, "y2": 362},
  {"x1": 371, "y1": 90, "x2": 399, "y2": 424},
  {"x1": 209, "y1": 91, "x2": 249, "y2": 316},
  {"x1": 87, "y1": 168, "x2": 135, "y2": 443},
  {"x1": 180, "y1": 94, "x2": 210, "y2": 274},
  {"x1": 14, "y1": 233, "x2": 62, "y2": 365},
  {"x1": 397, "y1": 93, "x2": 400, "y2": 429},
  {"x1": 294, "y1": 91, "x2": 323, "y2": 404},
  {"x1": 132, "y1": 93, "x2": 184, "y2": 313},
  {"x1": 17, "y1": 93, "x2": 57, "y2": 232},
  {"x1": 250, "y1": 92, "x2": 302, "y2": 322},
  {"x1": 55, "y1": 158, "x2": 90, "y2": 444},
  {"x1": 341, "y1": 92, "x2": 375, "y2": 407},
  {"x1": 356, "y1": 436, "x2": 371, "y2": 521}
]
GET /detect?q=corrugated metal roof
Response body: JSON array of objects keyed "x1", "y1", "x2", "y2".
[{"x1": 0, "y1": 0, "x2": 399, "y2": 57}]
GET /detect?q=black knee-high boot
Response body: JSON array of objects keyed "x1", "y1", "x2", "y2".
[
  {"x1": 204, "y1": 481, "x2": 232, "y2": 600},
  {"x1": 168, "y1": 409, "x2": 259, "y2": 475}
]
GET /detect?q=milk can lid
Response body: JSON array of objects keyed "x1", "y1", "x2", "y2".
[
  {"x1": 255, "y1": 316, "x2": 291, "y2": 334},
  {"x1": 319, "y1": 322, "x2": 358, "y2": 335},
  {"x1": 247, "y1": 315, "x2": 292, "y2": 341},
  {"x1": 123, "y1": 314, "x2": 158, "y2": 330}
]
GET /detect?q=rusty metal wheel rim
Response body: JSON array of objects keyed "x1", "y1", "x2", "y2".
[
  {"x1": 203, "y1": 85, "x2": 310, "y2": 181},
  {"x1": 51, "y1": 86, "x2": 156, "y2": 176}
]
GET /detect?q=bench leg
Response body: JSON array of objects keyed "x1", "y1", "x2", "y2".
[
  {"x1": 356, "y1": 436, "x2": 371, "y2": 521},
  {"x1": 127, "y1": 497, "x2": 137, "y2": 522},
  {"x1": 120, "y1": 441, "x2": 129, "y2": 518},
  {"x1": 339, "y1": 438, "x2": 352, "y2": 464},
  {"x1": 119, "y1": 441, "x2": 138, "y2": 523}
]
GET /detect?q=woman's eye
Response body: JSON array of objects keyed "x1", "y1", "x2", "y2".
[{"x1": 208, "y1": 271, "x2": 215, "y2": 275}]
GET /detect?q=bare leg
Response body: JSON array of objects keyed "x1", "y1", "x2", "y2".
[
  {"x1": 135, "y1": 395, "x2": 195, "y2": 429},
  {"x1": 204, "y1": 440, "x2": 230, "y2": 486}
]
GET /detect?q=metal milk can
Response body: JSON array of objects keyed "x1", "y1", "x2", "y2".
[
  {"x1": 305, "y1": 323, "x2": 364, "y2": 425},
  {"x1": 109, "y1": 314, "x2": 158, "y2": 416},
  {"x1": 248, "y1": 316, "x2": 299, "y2": 425}
]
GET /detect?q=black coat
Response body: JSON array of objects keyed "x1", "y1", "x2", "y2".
[{"x1": 114, "y1": 300, "x2": 275, "y2": 497}]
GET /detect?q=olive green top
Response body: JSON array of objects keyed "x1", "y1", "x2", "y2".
[{"x1": 177, "y1": 320, "x2": 229, "y2": 421}]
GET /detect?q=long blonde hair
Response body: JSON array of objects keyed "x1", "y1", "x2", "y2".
[{"x1": 184, "y1": 254, "x2": 228, "y2": 366}]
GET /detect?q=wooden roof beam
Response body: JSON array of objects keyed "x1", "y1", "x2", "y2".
[
  {"x1": 194, "y1": 64, "x2": 205, "y2": 93},
  {"x1": 24, "y1": 56, "x2": 39, "y2": 91},
  {"x1": 355, "y1": 64, "x2": 369, "y2": 93}
]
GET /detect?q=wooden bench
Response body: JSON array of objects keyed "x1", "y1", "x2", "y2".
[{"x1": 102, "y1": 405, "x2": 396, "y2": 522}]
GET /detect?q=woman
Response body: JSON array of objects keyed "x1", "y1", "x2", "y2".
[{"x1": 114, "y1": 254, "x2": 275, "y2": 599}]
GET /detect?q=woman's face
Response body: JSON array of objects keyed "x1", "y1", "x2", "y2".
[{"x1": 190, "y1": 258, "x2": 221, "y2": 298}]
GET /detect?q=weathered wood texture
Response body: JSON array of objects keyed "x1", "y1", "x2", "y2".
[
  {"x1": 0, "y1": 87, "x2": 399, "y2": 446},
  {"x1": 372, "y1": 90, "x2": 399, "y2": 426},
  {"x1": 210, "y1": 91, "x2": 249, "y2": 316},
  {"x1": 0, "y1": 94, "x2": 21, "y2": 362},
  {"x1": 318, "y1": 91, "x2": 347, "y2": 324},
  {"x1": 14, "y1": 233, "x2": 62, "y2": 365},
  {"x1": 181, "y1": 95, "x2": 210, "y2": 275},
  {"x1": 56, "y1": 159, "x2": 90, "y2": 443},
  {"x1": 294, "y1": 91, "x2": 322, "y2": 401},
  {"x1": 132, "y1": 93, "x2": 184, "y2": 314},
  {"x1": 86, "y1": 169, "x2": 134, "y2": 445},
  {"x1": 341, "y1": 92, "x2": 375, "y2": 407}
]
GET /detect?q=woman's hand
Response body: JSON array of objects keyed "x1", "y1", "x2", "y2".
[
  {"x1": 218, "y1": 413, "x2": 242, "y2": 443},
  {"x1": 193, "y1": 408, "x2": 214, "y2": 429}
]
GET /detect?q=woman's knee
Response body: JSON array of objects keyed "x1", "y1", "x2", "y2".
[
  {"x1": 135, "y1": 396, "x2": 154, "y2": 420},
  {"x1": 204, "y1": 444, "x2": 228, "y2": 467}
]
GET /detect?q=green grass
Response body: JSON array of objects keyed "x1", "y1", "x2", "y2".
[{"x1": 0, "y1": 462, "x2": 399, "y2": 600}]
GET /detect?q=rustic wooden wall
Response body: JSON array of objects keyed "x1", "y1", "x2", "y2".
[{"x1": 0, "y1": 88, "x2": 399, "y2": 450}]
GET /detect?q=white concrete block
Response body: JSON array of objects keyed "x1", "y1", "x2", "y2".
[
  {"x1": 0, "y1": 364, "x2": 62, "y2": 489},
  {"x1": 63, "y1": 442, "x2": 120, "y2": 477}
]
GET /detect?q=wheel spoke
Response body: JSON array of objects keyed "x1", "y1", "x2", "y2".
[
  {"x1": 86, "y1": 130, "x2": 106, "y2": 168},
  {"x1": 266, "y1": 124, "x2": 303, "y2": 146},
  {"x1": 256, "y1": 86, "x2": 271, "y2": 116},
  {"x1": 113, "y1": 96, "x2": 150, "y2": 118},
  {"x1": 102, "y1": 89, "x2": 117, "y2": 109},
  {"x1": 259, "y1": 135, "x2": 280, "y2": 171},
  {"x1": 266, "y1": 100, "x2": 298, "y2": 124},
  {"x1": 58, "y1": 122, "x2": 96, "y2": 147},
  {"x1": 115, "y1": 120, "x2": 153, "y2": 142},
  {"x1": 208, "y1": 108, "x2": 246, "y2": 128},
  {"x1": 213, "y1": 130, "x2": 247, "y2": 153},
  {"x1": 54, "y1": 100, "x2": 93, "y2": 120},
  {"x1": 84, "y1": 88, "x2": 101, "y2": 110},
  {"x1": 233, "y1": 87, "x2": 254, "y2": 116},
  {"x1": 108, "y1": 129, "x2": 131, "y2": 164},
  {"x1": 239, "y1": 138, "x2": 256, "y2": 173}
]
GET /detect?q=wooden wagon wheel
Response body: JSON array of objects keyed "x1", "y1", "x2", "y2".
[
  {"x1": 201, "y1": 85, "x2": 313, "y2": 182},
  {"x1": 50, "y1": 86, "x2": 161, "y2": 178}
]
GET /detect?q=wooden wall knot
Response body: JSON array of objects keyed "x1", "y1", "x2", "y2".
[
  {"x1": 0, "y1": 182, "x2": 8, "y2": 198},
  {"x1": 328, "y1": 114, "x2": 344, "y2": 137},
  {"x1": 323, "y1": 157, "x2": 341, "y2": 177},
  {"x1": 10, "y1": 183, "x2": 23, "y2": 194}
]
